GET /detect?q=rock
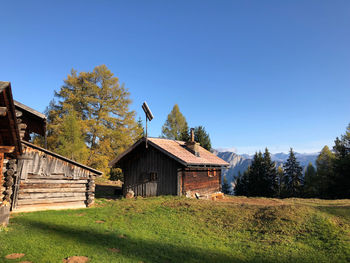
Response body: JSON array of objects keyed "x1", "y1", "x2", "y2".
[
  {"x1": 125, "y1": 190, "x2": 134, "y2": 199},
  {"x1": 5, "y1": 253, "x2": 25, "y2": 259}
]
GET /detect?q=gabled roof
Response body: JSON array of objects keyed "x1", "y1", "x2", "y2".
[
  {"x1": 22, "y1": 140, "x2": 103, "y2": 176},
  {"x1": 110, "y1": 137, "x2": 229, "y2": 168},
  {"x1": 14, "y1": 100, "x2": 46, "y2": 136}
]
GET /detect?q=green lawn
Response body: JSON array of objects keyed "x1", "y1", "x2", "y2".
[{"x1": 0, "y1": 196, "x2": 349, "y2": 263}]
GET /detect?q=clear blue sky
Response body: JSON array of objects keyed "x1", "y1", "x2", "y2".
[{"x1": 1, "y1": 0, "x2": 349, "y2": 154}]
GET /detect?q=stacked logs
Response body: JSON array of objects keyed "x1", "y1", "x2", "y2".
[
  {"x1": 3, "y1": 159, "x2": 17, "y2": 205},
  {"x1": 86, "y1": 177, "x2": 95, "y2": 207}
]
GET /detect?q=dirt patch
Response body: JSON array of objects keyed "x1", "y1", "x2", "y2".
[
  {"x1": 119, "y1": 234, "x2": 126, "y2": 239},
  {"x1": 63, "y1": 256, "x2": 89, "y2": 263},
  {"x1": 218, "y1": 197, "x2": 285, "y2": 206},
  {"x1": 19, "y1": 261, "x2": 32, "y2": 263},
  {"x1": 162, "y1": 200, "x2": 192, "y2": 208},
  {"x1": 5, "y1": 253, "x2": 25, "y2": 259},
  {"x1": 95, "y1": 220, "x2": 105, "y2": 224},
  {"x1": 108, "y1": 248, "x2": 120, "y2": 253},
  {"x1": 76, "y1": 213, "x2": 86, "y2": 217}
]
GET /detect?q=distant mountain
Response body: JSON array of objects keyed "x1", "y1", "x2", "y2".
[
  {"x1": 214, "y1": 150, "x2": 319, "y2": 186},
  {"x1": 214, "y1": 151, "x2": 251, "y2": 184}
]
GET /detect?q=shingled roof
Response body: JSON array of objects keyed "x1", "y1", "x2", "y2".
[{"x1": 110, "y1": 137, "x2": 229, "y2": 168}]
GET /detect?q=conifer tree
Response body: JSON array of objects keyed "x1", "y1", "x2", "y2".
[
  {"x1": 194, "y1": 126, "x2": 212, "y2": 151},
  {"x1": 333, "y1": 123, "x2": 350, "y2": 198},
  {"x1": 179, "y1": 122, "x2": 190, "y2": 141},
  {"x1": 161, "y1": 104, "x2": 189, "y2": 140},
  {"x1": 247, "y1": 152, "x2": 265, "y2": 196},
  {"x1": 277, "y1": 166, "x2": 285, "y2": 198},
  {"x1": 222, "y1": 176, "x2": 232, "y2": 194},
  {"x1": 46, "y1": 65, "x2": 142, "y2": 174},
  {"x1": 56, "y1": 109, "x2": 89, "y2": 163},
  {"x1": 303, "y1": 162, "x2": 318, "y2": 197},
  {"x1": 263, "y1": 148, "x2": 278, "y2": 197},
  {"x1": 316, "y1": 146, "x2": 335, "y2": 198},
  {"x1": 234, "y1": 170, "x2": 249, "y2": 196},
  {"x1": 137, "y1": 117, "x2": 145, "y2": 138},
  {"x1": 283, "y1": 148, "x2": 303, "y2": 197}
]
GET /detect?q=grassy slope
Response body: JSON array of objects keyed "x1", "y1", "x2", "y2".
[{"x1": 0, "y1": 197, "x2": 349, "y2": 263}]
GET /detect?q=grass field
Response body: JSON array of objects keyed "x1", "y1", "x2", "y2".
[{"x1": 0, "y1": 196, "x2": 349, "y2": 263}]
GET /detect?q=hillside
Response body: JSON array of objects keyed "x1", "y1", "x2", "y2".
[{"x1": 0, "y1": 196, "x2": 349, "y2": 263}]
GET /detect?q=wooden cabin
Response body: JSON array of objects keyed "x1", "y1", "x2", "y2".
[
  {"x1": 0, "y1": 82, "x2": 102, "y2": 224},
  {"x1": 110, "y1": 131, "x2": 229, "y2": 198}
]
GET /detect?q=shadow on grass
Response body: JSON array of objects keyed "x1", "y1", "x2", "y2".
[
  {"x1": 95, "y1": 184, "x2": 123, "y2": 199},
  {"x1": 17, "y1": 217, "x2": 242, "y2": 263},
  {"x1": 316, "y1": 206, "x2": 350, "y2": 222}
]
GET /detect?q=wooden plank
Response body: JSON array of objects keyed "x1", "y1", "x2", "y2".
[
  {"x1": 18, "y1": 196, "x2": 86, "y2": 205},
  {"x1": 20, "y1": 183, "x2": 87, "y2": 189},
  {"x1": 0, "y1": 107, "x2": 7, "y2": 117},
  {"x1": 13, "y1": 201, "x2": 87, "y2": 213},
  {"x1": 19, "y1": 188, "x2": 87, "y2": 193},
  {"x1": 0, "y1": 146, "x2": 15, "y2": 153},
  {"x1": 22, "y1": 179, "x2": 88, "y2": 184},
  {"x1": 27, "y1": 174, "x2": 73, "y2": 180},
  {"x1": 19, "y1": 192, "x2": 87, "y2": 199}
]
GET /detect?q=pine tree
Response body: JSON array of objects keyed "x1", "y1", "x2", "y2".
[
  {"x1": 56, "y1": 109, "x2": 89, "y2": 163},
  {"x1": 161, "y1": 104, "x2": 189, "y2": 140},
  {"x1": 194, "y1": 126, "x2": 212, "y2": 151},
  {"x1": 234, "y1": 170, "x2": 249, "y2": 196},
  {"x1": 303, "y1": 162, "x2": 318, "y2": 197},
  {"x1": 263, "y1": 148, "x2": 278, "y2": 197},
  {"x1": 179, "y1": 122, "x2": 190, "y2": 141},
  {"x1": 283, "y1": 148, "x2": 303, "y2": 197},
  {"x1": 277, "y1": 166, "x2": 285, "y2": 198},
  {"x1": 247, "y1": 152, "x2": 265, "y2": 196},
  {"x1": 316, "y1": 146, "x2": 335, "y2": 198},
  {"x1": 333, "y1": 123, "x2": 350, "y2": 198},
  {"x1": 46, "y1": 65, "x2": 142, "y2": 174},
  {"x1": 137, "y1": 117, "x2": 145, "y2": 138},
  {"x1": 222, "y1": 176, "x2": 232, "y2": 194}
]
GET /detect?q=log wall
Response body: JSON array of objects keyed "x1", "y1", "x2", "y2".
[
  {"x1": 182, "y1": 168, "x2": 222, "y2": 197},
  {"x1": 12, "y1": 144, "x2": 97, "y2": 212},
  {"x1": 0, "y1": 157, "x2": 16, "y2": 225},
  {"x1": 120, "y1": 142, "x2": 181, "y2": 197}
]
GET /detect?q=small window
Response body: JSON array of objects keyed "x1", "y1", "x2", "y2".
[
  {"x1": 149, "y1": 172, "x2": 158, "y2": 181},
  {"x1": 208, "y1": 169, "x2": 216, "y2": 177},
  {"x1": 139, "y1": 172, "x2": 148, "y2": 183}
]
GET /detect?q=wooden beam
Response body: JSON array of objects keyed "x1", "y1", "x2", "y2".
[
  {"x1": 0, "y1": 153, "x2": 3, "y2": 184},
  {"x1": 0, "y1": 146, "x2": 15, "y2": 153},
  {"x1": 0, "y1": 107, "x2": 7, "y2": 117}
]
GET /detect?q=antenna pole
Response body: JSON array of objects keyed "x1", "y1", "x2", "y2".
[{"x1": 145, "y1": 113, "x2": 148, "y2": 148}]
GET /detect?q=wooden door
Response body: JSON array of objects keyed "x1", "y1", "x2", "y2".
[{"x1": 145, "y1": 182, "x2": 157, "y2": 197}]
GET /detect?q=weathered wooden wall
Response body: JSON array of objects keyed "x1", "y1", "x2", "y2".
[
  {"x1": 13, "y1": 145, "x2": 96, "y2": 212},
  {"x1": 182, "y1": 168, "x2": 222, "y2": 197},
  {"x1": 120, "y1": 142, "x2": 181, "y2": 197}
]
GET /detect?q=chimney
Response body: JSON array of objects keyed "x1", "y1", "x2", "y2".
[{"x1": 185, "y1": 128, "x2": 200, "y2": 157}]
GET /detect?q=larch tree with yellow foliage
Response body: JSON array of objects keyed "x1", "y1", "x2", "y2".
[{"x1": 44, "y1": 65, "x2": 143, "y2": 175}]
